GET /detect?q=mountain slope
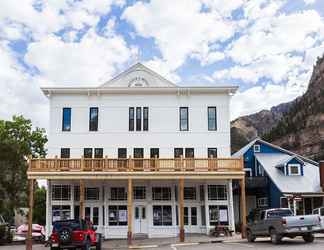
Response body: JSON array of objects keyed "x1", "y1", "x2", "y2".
[{"x1": 231, "y1": 54, "x2": 324, "y2": 160}]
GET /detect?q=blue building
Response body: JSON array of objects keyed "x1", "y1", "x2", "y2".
[{"x1": 233, "y1": 138, "x2": 324, "y2": 220}]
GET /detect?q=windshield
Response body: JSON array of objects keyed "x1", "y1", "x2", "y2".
[
  {"x1": 267, "y1": 209, "x2": 293, "y2": 218},
  {"x1": 53, "y1": 220, "x2": 83, "y2": 232}
]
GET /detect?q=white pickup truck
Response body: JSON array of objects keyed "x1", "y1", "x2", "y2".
[
  {"x1": 246, "y1": 208, "x2": 322, "y2": 244},
  {"x1": 313, "y1": 207, "x2": 324, "y2": 231}
]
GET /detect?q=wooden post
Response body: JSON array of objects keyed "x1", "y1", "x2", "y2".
[
  {"x1": 26, "y1": 179, "x2": 34, "y2": 250},
  {"x1": 80, "y1": 180, "x2": 85, "y2": 219},
  {"x1": 127, "y1": 178, "x2": 133, "y2": 245},
  {"x1": 240, "y1": 178, "x2": 247, "y2": 239},
  {"x1": 179, "y1": 178, "x2": 185, "y2": 242},
  {"x1": 81, "y1": 156, "x2": 85, "y2": 171}
]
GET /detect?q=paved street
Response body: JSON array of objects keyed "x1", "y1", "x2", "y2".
[{"x1": 2, "y1": 238, "x2": 324, "y2": 250}]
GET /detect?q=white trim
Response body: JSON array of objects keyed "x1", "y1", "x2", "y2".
[
  {"x1": 244, "y1": 168, "x2": 252, "y2": 177},
  {"x1": 288, "y1": 164, "x2": 301, "y2": 176},
  {"x1": 253, "y1": 144, "x2": 261, "y2": 153}
]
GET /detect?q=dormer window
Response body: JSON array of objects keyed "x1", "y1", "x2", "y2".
[
  {"x1": 254, "y1": 144, "x2": 260, "y2": 153},
  {"x1": 288, "y1": 164, "x2": 301, "y2": 176}
]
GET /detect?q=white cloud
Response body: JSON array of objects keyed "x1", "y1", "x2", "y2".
[
  {"x1": 0, "y1": 41, "x2": 48, "y2": 128},
  {"x1": 0, "y1": 0, "x2": 125, "y2": 40},
  {"x1": 25, "y1": 29, "x2": 137, "y2": 85},
  {"x1": 144, "y1": 58, "x2": 181, "y2": 83},
  {"x1": 231, "y1": 83, "x2": 302, "y2": 120},
  {"x1": 304, "y1": 0, "x2": 316, "y2": 5},
  {"x1": 122, "y1": 0, "x2": 237, "y2": 70}
]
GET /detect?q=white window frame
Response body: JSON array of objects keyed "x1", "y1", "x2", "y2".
[
  {"x1": 257, "y1": 197, "x2": 268, "y2": 207},
  {"x1": 254, "y1": 144, "x2": 261, "y2": 153},
  {"x1": 244, "y1": 168, "x2": 252, "y2": 177},
  {"x1": 288, "y1": 164, "x2": 301, "y2": 176}
]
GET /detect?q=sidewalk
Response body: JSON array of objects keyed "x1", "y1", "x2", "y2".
[{"x1": 102, "y1": 234, "x2": 242, "y2": 249}]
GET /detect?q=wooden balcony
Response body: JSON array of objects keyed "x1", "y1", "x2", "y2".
[{"x1": 27, "y1": 157, "x2": 244, "y2": 180}]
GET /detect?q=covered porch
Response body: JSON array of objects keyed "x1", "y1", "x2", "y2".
[{"x1": 25, "y1": 157, "x2": 246, "y2": 250}]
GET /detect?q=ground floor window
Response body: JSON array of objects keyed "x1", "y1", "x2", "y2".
[
  {"x1": 152, "y1": 187, "x2": 171, "y2": 200},
  {"x1": 108, "y1": 206, "x2": 127, "y2": 226},
  {"x1": 201, "y1": 206, "x2": 206, "y2": 226},
  {"x1": 153, "y1": 205, "x2": 172, "y2": 226},
  {"x1": 184, "y1": 187, "x2": 196, "y2": 200},
  {"x1": 52, "y1": 205, "x2": 71, "y2": 222},
  {"x1": 209, "y1": 205, "x2": 228, "y2": 226},
  {"x1": 257, "y1": 197, "x2": 268, "y2": 208},
  {"x1": 52, "y1": 185, "x2": 71, "y2": 201},
  {"x1": 85, "y1": 187, "x2": 100, "y2": 200},
  {"x1": 110, "y1": 187, "x2": 127, "y2": 201},
  {"x1": 208, "y1": 185, "x2": 227, "y2": 200}
]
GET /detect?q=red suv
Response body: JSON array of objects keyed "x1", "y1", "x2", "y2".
[{"x1": 50, "y1": 219, "x2": 101, "y2": 250}]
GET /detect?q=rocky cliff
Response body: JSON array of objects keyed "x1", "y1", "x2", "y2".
[{"x1": 231, "y1": 54, "x2": 324, "y2": 161}]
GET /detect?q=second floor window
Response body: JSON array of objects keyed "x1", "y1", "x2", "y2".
[
  {"x1": 94, "y1": 148, "x2": 103, "y2": 158},
  {"x1": 143, "y1": 107, "x2": 149, "y2": 131},
  {"x1": 89, "y1": 107, "x2": 98, "y2": 131},
  {"x1": 61, "y1": 148, "x2": 70, "y2": 158},
  {"x1": 180, "y1": 107, "x2": 188, "y2": 131},
  {"x1": 84, "y1": 148, "x2": 93, "y2": 158},
  {"x1": 136, "y1": 107, "x2": 142, "y2": 131},
  {"x1": 62, "y1": 108, "x2": 71, "y2": 131},
  {"x1": 129, "y1": 107, "x2": 134, "y2": 131},
  {"x1": 208, "y1": 107, "x2": 217, "y2": 131},
  {"x1": 208, "y1": 148, "x2": 217, "y2": 158}
]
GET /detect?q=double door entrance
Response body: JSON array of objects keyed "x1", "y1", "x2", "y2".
[{"x1": 134, "y1": 205, "x2": 148, "y2": 234}]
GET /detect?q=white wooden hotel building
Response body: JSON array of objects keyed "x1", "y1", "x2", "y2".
[{"x1": 27, "y1": 63, "x2": 246, "y2": 243}]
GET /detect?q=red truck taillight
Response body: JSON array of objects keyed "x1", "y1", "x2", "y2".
[
  {"x1": 281, "y1": 218, "x2": 287, "y2": 225},
  {"x1": 51, "y1": 232, "x2": 59, "y2": 243}
]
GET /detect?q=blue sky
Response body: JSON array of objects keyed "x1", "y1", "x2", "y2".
[{"x1": 0, "y1": 0, "x2": 324, "y2": 129}]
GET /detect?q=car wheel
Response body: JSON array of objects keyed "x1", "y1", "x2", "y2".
[
  {"x1": 59, "y1": 227, "x2": 72, "y2": 244},
  {"x1": 96, "y1": 234, "x2": 102, "y2": 250},
  {"x1": 82, "y1": 239, "x2": 91, "y2": 250},
  {"x1": 303, "y1": 233, "x2": 314, "y2": 243},
  {"x1": 50, "y1": 247, "x2": 59, "y2": 250},
  {"x1": 270, "y1": 229, "x2": 281, "y2": 244},
  {"x1": 246, "y1": 229, "x2": 256, "y2": 243}
]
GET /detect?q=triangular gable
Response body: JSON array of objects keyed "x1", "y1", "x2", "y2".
[
  {"x1": 275, "y1": 155, "x2": 305, "y2": 168},
  {"x1": 100, "y1": 62, "x2": 178, "y2": 88}
]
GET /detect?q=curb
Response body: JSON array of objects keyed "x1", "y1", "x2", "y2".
[{"x1": 102, "y1": 240, "x2": 224, "y2": 250}]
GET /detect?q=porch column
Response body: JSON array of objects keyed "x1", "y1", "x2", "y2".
[
  {"x1": 240, "y1": 178, "x2": 247, "y2": 239},
  {"x1": 26, "y1": 179, "x2": 34, "y2": 250},
  {"x1": 45, "y1": 180, "x2": 52, "y2": 240},
  {"x1": 179, "y1": 178, "x2": 185, "y2": 242},
  {"x1": 228, "y1": 180, "x2": 235, "y2": 233},
  {"x1": 80, "y1": 180, "x2": 85, "y2": 219},
  {"x1": 127, "y1": 178, "x2": 133, "y2": 245}
]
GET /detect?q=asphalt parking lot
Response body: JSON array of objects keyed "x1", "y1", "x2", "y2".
[{"x1": 2, "y1": 238, "x2": 324, "y2": 250}]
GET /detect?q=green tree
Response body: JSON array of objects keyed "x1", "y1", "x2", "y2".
[
  {"x1": 0, "y1": 116, "x2": 47, "y2": 223},
  {"x1": 33, "y1": 185, "x2": 46, "y2": 225}
]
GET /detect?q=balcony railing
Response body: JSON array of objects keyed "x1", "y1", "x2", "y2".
[{"x1": 28, "y1": 157, "x2": 243, "y2": 173}]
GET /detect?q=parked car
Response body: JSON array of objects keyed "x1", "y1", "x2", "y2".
[
  {"x1": 49, "y1": 219, "x2": 101, "y2": 250},
  {"x1": 16, "y1": 224, "x2": 46, "y2": 242},
  {"x1": 313, "y1": 207, "x2": 324, "y2": 231},
  {"x1": 246, "y1": 208, "x2": 321, "y2": 244},
  {"x1": 0, "y1": 215, "x2": 12, "y2": 244}
]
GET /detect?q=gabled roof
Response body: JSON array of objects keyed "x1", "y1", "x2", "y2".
[
  {"x1": 274, "y1": 154, "x2": 305, "y2": 168},
  {"x1": 100, "y1": 62, "x2": 178, "y2": 88},
  {"x1": 255, "y1": 153, "x2": 323, "y2": 194},
  {"x1": 232, "y1": 138, "x2": 318, "y2": 166}
]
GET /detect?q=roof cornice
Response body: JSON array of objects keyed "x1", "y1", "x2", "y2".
[{"x1": 41, "y1": 86, "x2": 238, "y2": 96}]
